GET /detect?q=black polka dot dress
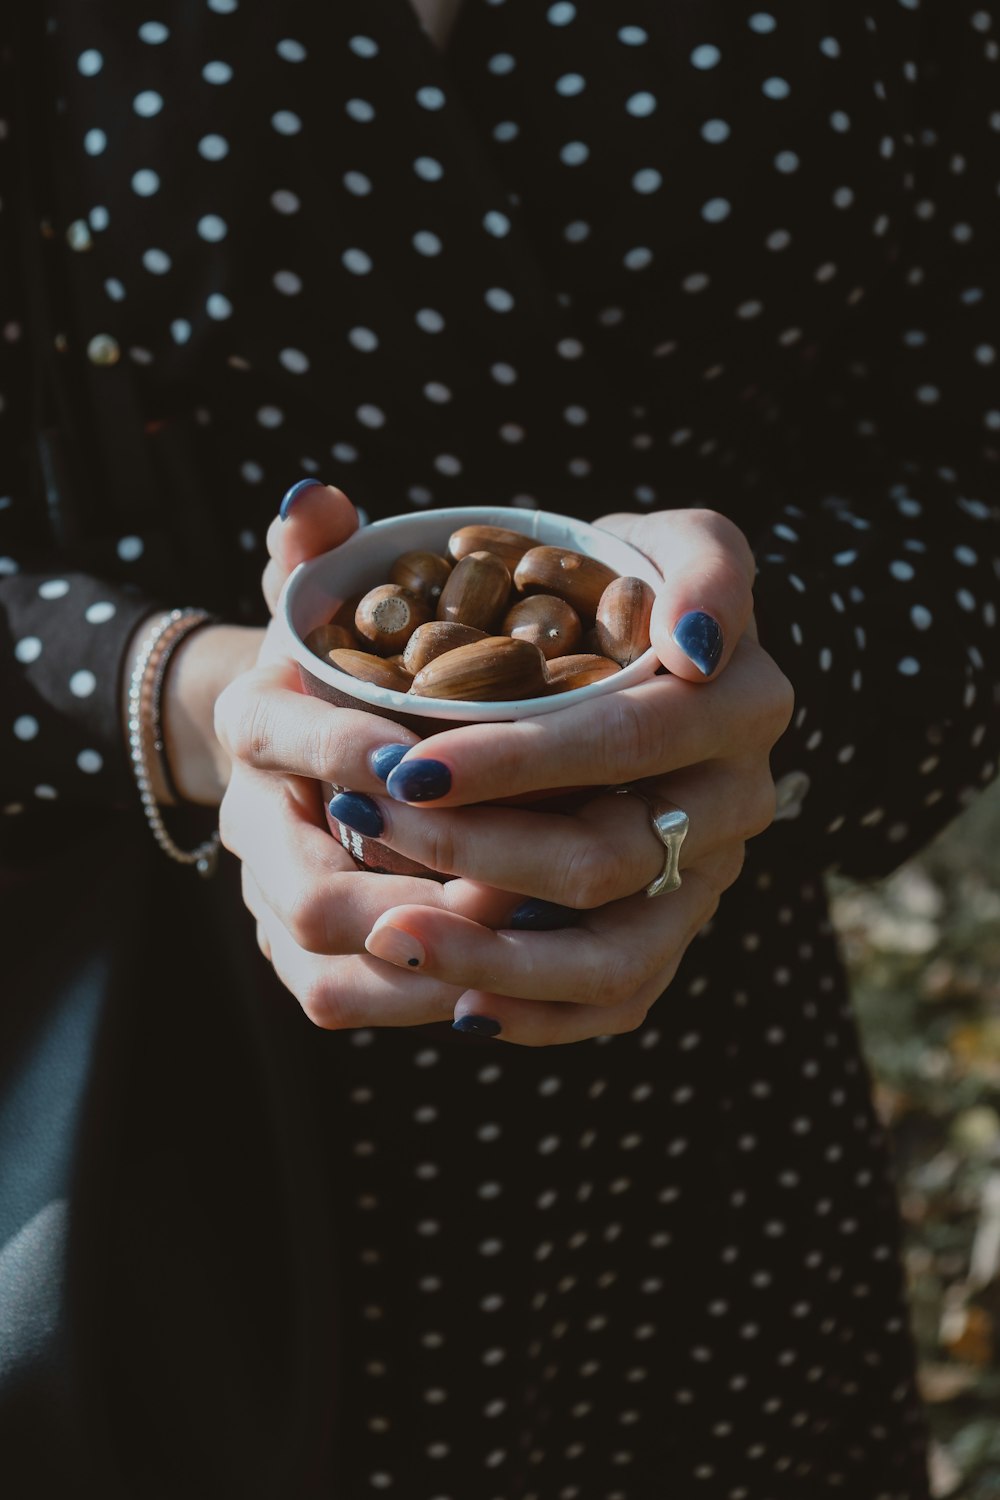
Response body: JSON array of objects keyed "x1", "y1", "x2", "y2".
[{"x1": 2, "y1": 3, "x2": 999, "y2": 1496}]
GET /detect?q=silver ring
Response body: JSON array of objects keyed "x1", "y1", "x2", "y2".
[{"x1": 611, "y1": 784, "x2": 690, "y2": 897}]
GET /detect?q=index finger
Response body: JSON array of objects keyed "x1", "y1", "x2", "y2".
[{"x1": 383, "y1": 636, "x2": 786, "y2": 807}]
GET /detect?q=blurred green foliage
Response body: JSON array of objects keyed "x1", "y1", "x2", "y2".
[{"x1": 833, "y1": 779, "x2": 1000, "y2": 1498}]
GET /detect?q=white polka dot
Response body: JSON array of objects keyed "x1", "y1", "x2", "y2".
[
  {"x1": 270, "y1": 189, "x2": 300, "y2": 215},
  {"x1": 202, "y1": 60, "x2": 233, "y2": 85},
  {"x1": 548, "y1": 2, "x2": 576, "y2": 23},
  {"x1": 69, "y1": 669, "x2": 97, "y2": 698},
  {"x1": 77, "y1": 749, "x2": 103, "y2": 774},
  {"x1": 273, "y1": 269, "x2": 302, "y2": 295},
  {"x1": 132, "y1": 169, "x2": 160, "y2": 196},
  {"x1": 619, "y1": 25, "x2": 647, "y2": 44},
  {"x1": 632, "y1": 168, "x2": 662, "y2": 194},
  {"x1": 208, "y1": 0, "x2": 238, "y2": 11},
  {"x1": 206, "y1": 293, "x2": 232, "y2": 319},
  {"x1": 198, "y1": 133, "x2": 230, "y2": 161},
  {"x1": 424, "y1": 382, "x2": 451, "y2": 403},
  {"x1": 343, "y1": 248, "x2": 372, "y2": 274},
  {"x1": 349, "y1": 35, "x2": 378, "y2": 58},
  {"x1": 133, "y1": 90, "x2": 163, "y2": 117},
  {"x1": 493, "y1": 121, "x2": 518, "y2": 142},
  {"x1": 356, "y1": 404, "x2": 386, "y2": 429},
  {"x1": 626, "y1": 92, "x2": 657, "y2": 117},
  {"x1": 349, "y1": 327, "x2": 379, "y2": 352},
  {"x1": 413, "y1": 230, "x2": 442, "y2": 256},
  {"x1": 691, "y1": 44, "x2": 721, "y2": 69},
  {"x1": 413, "y1": 156, "x2": 444, "y2": 181},
  {"x1": 762, "y1": 76, "x2": 791, "y2": 99},
  {"x1": 38, "y1": 578, "x2": 70, "y2": 599},
  {"x1": 13, "y1": 714, "x2": 39, "y2": 740},
  {"x1": 14, "y1": 634, "x2": 42, "y2": 667},
  {"x1": 142, "y1": 248, "x2": 171, "y2": 274},
  {"x1": 820, "y1": 36, "x2": 841, "y2": 58},
  {"x1": 277, "y1": 38, "x2": 307, "y2": 62},
  {"x1": 624, "y1": 246, "x2": 654, "y2": 269},
  {"x1": 138, "y1": 22, "x2": 169, "y2": 44},
  {"x1": 170, "y1": 319, "x2": 191, "y2": 344},
  {"x1": 488, "y1": 52, "x2": 516, "y2": 74},
  {"x1": 197, "y1": 214, "x2": 227, "y2": 241},
  {"x1": 701, "y1": 119, "x2": 730, "y2": 143},
  {"x1": 84, "y1": 128, "x2": 107, "y2": 156},
  {"x1": 117, "y1": 536, "x2": 144, "y2": 561},
  {"x1": 415, "y1": 308, "x2": 445, "y2": 333},
  {"x1": 915, "y1": 384, "x2": 940, "y2": 404},
  {"x1": 272, "y1": 110, "x2": 302, "y2": 136},
  {"x1": 830, "y1": 110, "x2": 851, "y2": 132},
  {"x1": 346, "y1": 98, "x2": 375, "y2": 122},
  {"x1": 257, "y1": 406, "x2": 284, "y2": 429},
  {"x1": 434, "y1": 454, "x2": 462, "y2": 476},
  {"x1": 280, "y1": 347, "x2": 310, "y2": 373},
  {"x1": 702, "y1": 198, "x2": 731, "y2": 223},
  {"x1": 332, "y1": 442, "x2": 358, "y2": 463},
  {"x1": 749, "y1": 12, "x2": 777, "y2": 32},
  {"x1": 564, "y1": 220, "x2": 590, "y2": 242},
  {"x1": 85, "y1": 601, "x2": 116, "y2": 624},
  {"x1": 78, "y1": 49, "x2": 103, "y2": 77},
  {"x1": 897, "y1": 657, "x2": 921, "y2": 676},
  {"x1": 343, "y1": 170, "x2": 372, "y2": 196},
  {"x1": 560, "y1": 141, "x2": 590, "y2": 165},
  {"x1": 774, "y1": 150, "x2": 799, "y2": 172},
  {"x1": 485, "y1": 287, "x2": 515, "y2": 312},
  {"x1": 416, "y1": 85, "x2": 446, "y2": 110}
]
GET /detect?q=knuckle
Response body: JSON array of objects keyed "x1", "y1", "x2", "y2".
[
  {"x1": 593, "y1": 947, "x2": 649, "y2": 1009},
  {"x1": 561, "y1": 838, "x2": 621, "y2": 909},
  {"x1": 283, "y1": 883, "x2": 332, "y2": 955},
  {"x1": 596, "y1": 695, "x2": 664, "y2": 780},
  {"x1": 218, "y1": 788, "x2": 240, "y2": 855},
  {"x1": 614, "y1": 1000, "x2": 651, "y2": 1035},
  {"x1": 743, "y1": 774, "x2": 778, "y2": 839},
  {"x1": 225, "y1": 691, "x2": 277, "y2": 770},
  {"x1": 414, "y1": 817, "x2": 464, "y2": 879},
  {"x1": 298, "y1": 976, "x2": 354, "y2": 1031}
]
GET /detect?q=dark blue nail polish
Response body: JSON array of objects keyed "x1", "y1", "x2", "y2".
[
  {"x1": 370, "y1": 743, "x2": 413, "y2": 783},
  {"x1": 279, "y1": 478, "x2": 324, "y2": 520},
  {"x1": 509, "y1": 898, "x2": 579, "y2": 931},
  {"x1": 328, "y1": 791, "x2": 384, "y2": 838},
  {"x1": 453, "y1": 1015, "x2": 502, "y2": 1038},
  {"x1": 672, "y1": 610, "x2": 724, "y2": 677},
  {"x1": 386, "y1": 758, "x2": 452, "y2": 803}
]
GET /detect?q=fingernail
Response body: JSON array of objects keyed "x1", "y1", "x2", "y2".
[
  {"x1": 365, "y1": 924, "x2": 425, "y2": 969},
  {"x1": 279, "y1": 478, "x2": 325, "y2": 520},
  {"x1": 509, "y1": 898, "x2": 578, "y2": 931},
  {"x1": 370, "y1": 743, "x2": 413, "y2": 783},
  {"x1": 453, "y1": 1015, "x2": 502, "y2": 1038},
  {"x1": 328, "y1": 791, "x2": 384, "y2": 838},
  {"x1": 386, "y1": 758, "x2": 452, "y2": 803},
  {"x1": 672, "y1": 610, "x2": 724, "y2": 676}
]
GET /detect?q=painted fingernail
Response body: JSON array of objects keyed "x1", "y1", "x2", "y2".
[
  {"x1": 386, "y1": 758, "x2": 452, "y2": 803},
  {"x1": 328, "y1": 791, "x2": 384, "y2": 838},
  {"x1": 365, "y1": 925, "x2": 425, "y2": 969},
  {"x1": 509, "y1": 898, "x2": 579, "y2": 931},
  {"x1": 370, "y1": 742, "x2": 413, "y2": 782},
  {"x1": 671, "y1": 610, "x2": 724, "y2": 676},
  {"x1": 453, "y1": 1015, "x2": 502, "y2": 1038},
  {"x1": 279, "y1": 478, "x2": 325, "y2": 520}
]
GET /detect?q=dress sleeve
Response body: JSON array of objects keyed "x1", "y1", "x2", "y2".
[
  {"x1": 0, "y1": 68, "x2": 164, "y2": 819},
  {"x1": 751, "y1": 1, "x2": 1000, "y2": 881}
]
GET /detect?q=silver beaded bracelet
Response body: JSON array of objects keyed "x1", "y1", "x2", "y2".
[{"x1": 127, "y1": 607, "x2": 222, "y2": 877}]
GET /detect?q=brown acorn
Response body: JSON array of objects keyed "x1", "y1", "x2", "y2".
[
  {"x1": 501, "y1": 594, "x2": 582, "y2": 661},
  {"x1": 545, "y1": 654, "x2": 622, "y2": 692},
  {"x1": 354, "y1": 584, "x2": 432, "y2": 655},
  {"x1": 328, "y1": 649, "x2": 414, "y2": 693},
  {"x1": 305, "y1": 621, "x2": 357, "y2": 658},
  {"x1": 513, "y1": 546, "x2": 619, "y2": 617},
  {"x1": 447, "y1": 524, "x2": 538, "y2": 573},
  {"x1": 388, "y1": 550, "x2": 453, "y2": 605},
  {"x1": 402, "y1": 620, "x2": 488, "y2": 675},
  {"x1": 436, "y1": 550, "x2": 512, "y2": 631},
  {"x1": 594, "y1": 576, "x2": 655, "y2": 666},
  {"x1": 410, "y1": 636, "x2": 550, "y2": 702}
]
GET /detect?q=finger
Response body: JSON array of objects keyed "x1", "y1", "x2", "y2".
[
  {"x1": 596, "y1": 508, "x2": 756, "y2": 681},
  {"x1": 243, "y1": 867, "x2": 467, "y2": 1030},
  {"x1": 380, "y1": 636, "x2": 792, "y2": 807},
  {"x1": 261, "y1": 482, "x2": 359, "y2": 614},
  {"x1": 362, "y1": 851, "x2": 732, "y2": 1004},
  {"x1": 336, "y1": 758, "x2": 768, "y2": 907},
  {"x1": 226, "y1": 765, "x2": 531, "y2": 955},
  {"x1": 256, "y1": 921, "x2": 272, "y2": 962},
  {"x1": 214, "y1": 660, "x2": 421, "y2": 785}
]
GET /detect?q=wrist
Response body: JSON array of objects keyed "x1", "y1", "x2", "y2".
[{"x1": 162, "y1": 623, "x2": 264, "y2": 805}]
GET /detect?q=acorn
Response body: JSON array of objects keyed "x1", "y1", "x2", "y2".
[
  {"x1": 513, "y1": 546, "x2": 619, "y2": 617},
  {"x1": 546, "y1": 654, "x2": 622, "y2": 692},
  {"x1": 388, "y1": 550, "x2": 453, "y2": 605},
  {"x1": 402, "y1": 620, "x2": 488, "y2": 675},
  {"x1": 355, "y1": 584, "x2": 432, "y2": 655},
  {"x1": 594, "y1": 576, "x2": 655, "y2": 666},
  {"x1": 410, "y1": 636, "x2": 550, "y2": 702},
  {"x1": 328, "y1": 649, "x2": 414, "y2": 692},
  {"x1": 436, "y1": 550, "x2": 512, "y2": 631},
  {"x1": 501, "y1": 594, "x2": 582, "y2": 661},
  {"x1": 305, "y1": 622, "x2": 357, "y2": 658},
  {"x1": 447, "y1": 524, "x2": 537, "y2": 573}
]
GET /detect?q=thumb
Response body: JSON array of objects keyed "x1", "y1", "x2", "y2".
[
  {"x1": 595, "y1": 508, "x2": 756, "y2": 682},
  {"x1": 262, "y1": 481, "x2": 360, "y2": 614}
]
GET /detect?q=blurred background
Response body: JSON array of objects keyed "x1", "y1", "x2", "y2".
[{"x1": 834, "y1": 776, "x2": 1000, "y2": 1498}]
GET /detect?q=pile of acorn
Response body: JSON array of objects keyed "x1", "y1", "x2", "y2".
[{"x1": 305, "y1": 523, "x2": 656, "y2": 703}]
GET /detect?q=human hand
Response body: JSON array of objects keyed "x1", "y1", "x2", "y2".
[
  {"x1": 320, "y1": 508, "x2": 795, "y2": 1044},
  {"x1": 215, "y1": 482, "x2": 527, "y2": 1026}
]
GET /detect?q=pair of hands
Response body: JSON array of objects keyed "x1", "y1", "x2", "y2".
[{"x1": 214, "y1": 487, "x2": 794, "y2": 1046}]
